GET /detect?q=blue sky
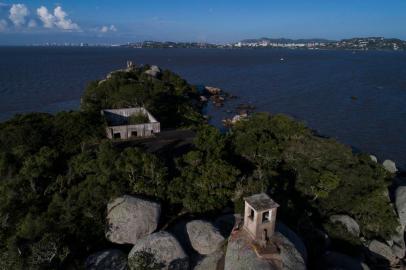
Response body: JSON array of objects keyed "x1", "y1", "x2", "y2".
[{"x1": 0, "y1": 0, "x2": 405, "y2": 45}]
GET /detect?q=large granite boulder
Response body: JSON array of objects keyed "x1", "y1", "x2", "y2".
[
  {"x1": 396, "y1": 186, "x2": 406, "y2": 229},
  {"x1": 85, "y1": 249, "x2": 127, "y2": 270},
  {"x1": 368, "y1": 240, "x2": 398, "y2": 265},
  {"x1": 193, "y1": 250, "x2": 224, "y2": 270},
  {"x1": 276, "y1": 222, "x2": 307, "y2": 262},
  {"x1": 224, "y1": 230, "x2": 306, "y2": 270},
  {"x1": 323, "y1": 252, "x2": 369, "y2": 270},
  {"x1": 382, "y1": 160, "x2": 398, "y2": 174},
  {"x1": 186, "y1": 220, "x2": 225, "y2": 255},
  {"x1": 224, "y1": 234, "x2": 274, "y2": 270},
  {"x1": 205, "y1": 86, "x2": 222, "y2": 95},
  {"x1": 128, "y1": 231, "x2": 189, "y2": 270},
  {"x1": 388, "y1": 225, "x2": 405, "y2": 259},
  {"x1": 369, "y1": 155, "x2": 378, "y2": 163},
  {"x1": 145, "y1": 65, "x2": 161, "y2": 77},
  {"x1": 106, "y1": 195, "x2": 161, "y2": 244},
  {"x1": 329, "y1": 215, "x2": 360, "y2": 237},
  {"x1": 277, "y1": 232, "x2": 307, "y2": 270}
]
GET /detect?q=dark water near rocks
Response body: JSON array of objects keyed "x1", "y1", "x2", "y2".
[{"x1": 0, "y1": 47, "x2": 405, "y2": 169}]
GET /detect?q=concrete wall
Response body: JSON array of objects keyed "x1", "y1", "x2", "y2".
[
  {"x1": 243, "y1": 202, "x2": 277, "y2": 241},
  {"x1": 106, "y1": 122, "x2": 160, "y2": 139}
]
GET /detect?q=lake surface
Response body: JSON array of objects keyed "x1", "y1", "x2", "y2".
[{"x1": 0, "y1": 47, "x2": 405, "y2": 169}]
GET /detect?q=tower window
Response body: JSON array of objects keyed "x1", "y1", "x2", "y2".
[
  {"x1": 248, "y1": 208, "x2": 254, "y2": 220},
  {"x1": 262, "y1": 210, "x2": 271, "y2": 223}
]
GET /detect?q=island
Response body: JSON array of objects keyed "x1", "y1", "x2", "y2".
[{"x1": 0, "y1": 62, "x2": 404, "y2": 269}]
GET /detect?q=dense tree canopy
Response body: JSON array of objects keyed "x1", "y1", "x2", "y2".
[
  {"x1": 169, "y1": 125, "x2": 240, "y2": 213},
  {"x1": 0, "y1": 112, "x2": 169, "y2": 269}
]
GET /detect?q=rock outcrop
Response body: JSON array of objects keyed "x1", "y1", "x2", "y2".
[
  {"x1": 388, "y1": 225, "x2": 405, "y2": 259},
  {"x1": 186, "y1": 220, "x2": 225, "y2": 255},
  {"x1": 224, "y1": 229, "x2": 306, "y2": 270},
  {"x1": 276, "y1": 222, "x2": 307, "y2": 262},
  {"x1": 368, "y1": 240, "x2": 398, "y2": 265},
  {"x1": 205, "y1": 86, "x2": 222, "y2": 95},
  {"x1": 224, "y1": 233, "x2": 274, "y2": 270},
  {"x1": 277, "y1": 232, "x2": 307, "y2": 270},
  {"x1": 145, "y1": 65, "x2": 161, "y2": 77},
  {"x1": 329, "y1": 215, "x2": 360, "y2": 237},
  {"x1": 128, "y1": 231, "x2": 189, "y2": 270},
  {"x1": 369, "y1": 155, "x2": 378, "y2": 163},
  {"x1": 106, "y1": 195, "x2": 161, "y2": 244},
  {"x1": 193, "y1": 250, "x2": 224, "y2": 270},
  {"x1": 85, "y1": 249, "x2": 127, "y2": 270},
  {"x1": 382, "y1": 160, "x2": 398, "y2": 174},
  {"x1": 396, "y1": 186, "x2": 406, "y2": 229}
]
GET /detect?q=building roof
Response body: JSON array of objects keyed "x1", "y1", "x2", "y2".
[{"x1": 244, "y1": 193, "x2": 279, "y2": 212}]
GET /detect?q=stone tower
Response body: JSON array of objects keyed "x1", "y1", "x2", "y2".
[{"x1": 243, "y1": 193, "x2": 279, "y2": 245}]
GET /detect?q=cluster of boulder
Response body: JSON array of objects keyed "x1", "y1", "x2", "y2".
[
  {"x1": 201, "y1": 86, "x2": 238, "y2": 108},
  {"x1": 325, "y1": 183, "x2": 406, "y2": 268},
  {"x1": 370, "y1": 155, "x2": 398, "y2": 174},
  {"x1": 201, "y1": 86, "x2": 226, "y2": 107},
  {"x1": 85, "y1": 195, "x2": 308, "y2": 270},
  {"x1": 85, "y1": 195, "x2": 228, "y2": 269}
]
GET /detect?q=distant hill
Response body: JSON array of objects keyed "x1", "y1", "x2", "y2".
[
  {"x1": 236, "y1": 36, "x2": 406, "y2": 50},
  {"x1": 241, "y1": 37, "x2": 335, "y2": 44}
]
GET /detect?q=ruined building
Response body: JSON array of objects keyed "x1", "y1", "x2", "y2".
[{"x1": 102, "y1": 107, "x2": 160, "y2": 139}]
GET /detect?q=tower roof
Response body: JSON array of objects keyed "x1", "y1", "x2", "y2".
[{"x1": 244, "y1": 193, "x2": 279, "y2": 212}]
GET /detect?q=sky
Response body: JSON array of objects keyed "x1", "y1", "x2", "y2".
[{"x1": 0, "y1": 0, "x2": 405, "y2": 45}]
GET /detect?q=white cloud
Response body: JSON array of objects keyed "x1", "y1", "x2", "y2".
[
  {"x1": 0, "y1": 19, "x2": 7, "y2": 31},
  {"x1": 100, "y1": 24, "x2": 117, "y2": 33},
  {"x1": 9, "y1": 3, "x2": 29, "y2": 27},
  {"x1": 28, "y1": 19, "x2": 37, "y2": 28},
  {"x1": 53, "y1": 6, "x2": 79, "y2": 30},
  {"x1": 37, "y1": 6, "x2": 54, "y2": 28},
  {"x1": 37, "y1": 5, "x2": 79, "y2": 31}
]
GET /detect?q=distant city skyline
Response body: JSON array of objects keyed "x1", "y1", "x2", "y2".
[{"x1": 0, "y1": 0, "x2": 405, "y2": 45}]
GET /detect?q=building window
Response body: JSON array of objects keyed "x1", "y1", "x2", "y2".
[
  {"x1": 113, "y1": 133, "x2": 121, "y2": 139},
  {"x1": 131, "y1": 131, "x2": 138, "y2": 137},
  {"x1": 248, "y1": 208, "x2": 255, "y2": 220},
  {"x1": 262, "y1": 210, "x2": 271, "y2": 223}
]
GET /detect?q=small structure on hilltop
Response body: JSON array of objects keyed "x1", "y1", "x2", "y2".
[
  {"x1": 126, "y1": 60, "x2": 137, "y2": 71},
  {"x1": 224, "y1": 194, "x2": 307, "y2": 269},
  {"x1": 244, "y1": 193, "x2": 279, "y2": 247},
  {"x1": 102, "y1": 107, "x2": 160, "y2": 140}
]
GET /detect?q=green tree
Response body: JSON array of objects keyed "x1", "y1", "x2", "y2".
[
  {"x1": 116, "y1": 148, "x2": 168, "y2": 199},
  {"x1": 169, "y1": 125, "x2": 240, "y2": 212}
]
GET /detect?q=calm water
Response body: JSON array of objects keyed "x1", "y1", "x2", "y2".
[{"x1": 0, "y1": 47, "x2": 405, "y2": 169}]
